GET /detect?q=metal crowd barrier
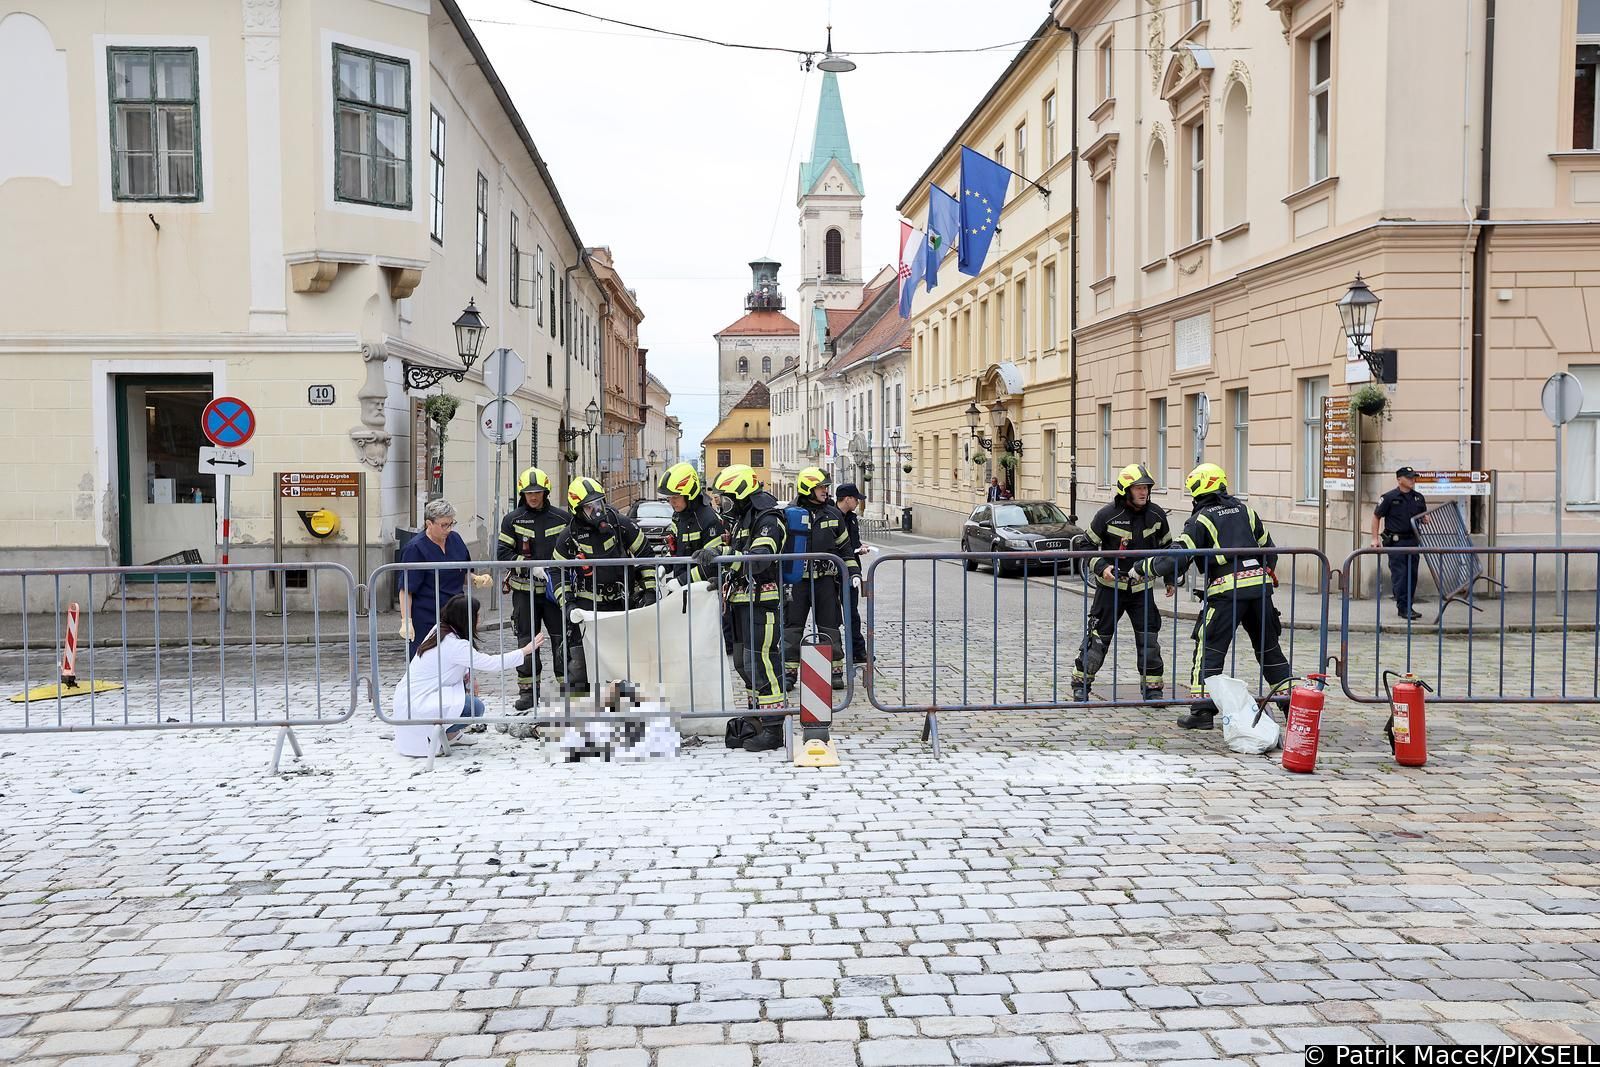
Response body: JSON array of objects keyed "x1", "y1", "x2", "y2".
[
  {"x1": 1337, "y1": 546, "x2": 1600, "y2": 704},
  {"x1": 0, "y1": 562, "x2": 359, "y2": 770},
  {"x1": 366, "y1": 553, "x2": 853, "y2": 763},
  {"x1": 863, "y1": 547, "x2": 1332, "y2": 755}
]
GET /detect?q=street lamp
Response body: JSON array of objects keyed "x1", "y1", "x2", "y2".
[
  {"x1": 1337, "y1": 274, "x2": 1388, "y2": 381},
  {"x1": 404, "y1": 299, "x2": 490, "y2": 391},
  {"x1": 584, "y1": 399, "x2": 600, "y2": 431},
  {"x1": 815, "y1": 25, "x2": 856, "y2": 72},
  {"x1": 965, "y1": 402, "x2": 994, "y2": 452}
]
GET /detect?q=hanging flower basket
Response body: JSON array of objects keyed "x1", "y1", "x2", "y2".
[
  {"x1": 970, "y1": 451, "x2": 989, "y2": 466},
  {"x1": 422, "y1": 394, "x2": 460, "y2": 448},
  {"x1": 998, "y1": 452, "x2": 1019, "y2": 472},
  {"x1": 1351, "y1": 384, "x2": 1389, "y2": 421},
  {"x1": 862, "y1": 472, "x2": 873, "y2": 483},
  {"x1": 902, "y1": 463, "x2": 913, "y2": 474},
  {"x1": 563, "y1": 448, "x2": 580, "y2": 464}
]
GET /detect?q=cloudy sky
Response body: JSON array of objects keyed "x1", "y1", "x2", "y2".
[{"x1": 462, "y1": 0, "x2": 1051, "y2": 456}]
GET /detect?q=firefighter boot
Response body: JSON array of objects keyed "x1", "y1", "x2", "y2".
[
  {"x1": 1176, "y1": 701, "x2": 1217, "y2": 730},
  {"x1": 742, "y1": 719, "x2": 784, "y2": 753},
  {"x1": 1071, "y1": 680, "x2": 1091, "y2": 702},
  {"x1": 831, "y1": 671, "x2": 847, "y2": 691},
  {"x1": 1142, "y1": 685, "x2": 1164, "y2": 703},
  {"x1": 514, "y1": 684, "x2": 537, "y2": 712}
]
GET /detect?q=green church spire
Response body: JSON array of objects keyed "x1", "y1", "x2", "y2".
[{"x1": 798, "y1": 72, "x2": 862, "y2": 197}]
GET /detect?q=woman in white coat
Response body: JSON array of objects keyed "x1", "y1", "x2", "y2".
[{"x1": 392, "y1": 593, "x2": 543, "y2": 757}]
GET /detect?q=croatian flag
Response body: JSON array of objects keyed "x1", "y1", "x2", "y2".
[{"x1": 897, "y1": 220, "x2": 928, "y2": 318}]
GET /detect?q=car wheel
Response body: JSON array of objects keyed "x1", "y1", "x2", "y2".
[
  {"x1": 993, "y1": 543, "x2": 1014, "y2": 578},
  {"x1": 962, "y1": 539, "x2": 977, "y2": 571}
]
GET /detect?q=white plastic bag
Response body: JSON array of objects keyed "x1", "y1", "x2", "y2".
[{"x1": 1210, "y1": 674, "x2": 1281, "y2": 754}]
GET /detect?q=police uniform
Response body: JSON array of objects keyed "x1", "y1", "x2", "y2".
[
  {"x1": 496, "y1": 469, "x2": 575, "y2": 706},
  {"x1": 1140, "y1": 464, "x2": 1293, "y2": 728},
  {"x1": 1375, "y1": 468, "x2": 1427, "y2": 618},
  {"x1": 835, "y1": 484, "x2": 869, "y2": 665},
  {"x1": 1074, "y1": 464, "x2": 1172, "y2": 701},
  {"x1": 782, "y1": 468, "x2": 861, "y2": 689},
  {"x1": 553, "y1": 478, "x2": 658, "y2": 691}
]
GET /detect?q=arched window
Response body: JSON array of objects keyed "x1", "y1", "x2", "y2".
[
  {"x1": 761, "y1": 356, "x2": 772, "y2": 374},
  {"x1": 736, "y1": 356, "x2": 748, "y2": 376},
  {"x1": 1223, "y1": 81, "x2": 1249, "y2": 230},
  {"x1": 1147, "y1": 139, "x2": 1168, "y2": 263},
  {"x1": 825, "y1": 228, "x2": 843, "y2": 276}
]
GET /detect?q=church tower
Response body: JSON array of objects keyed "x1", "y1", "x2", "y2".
[{"x1": 796, "y1": 71, "x2": 864, "y2": 373}]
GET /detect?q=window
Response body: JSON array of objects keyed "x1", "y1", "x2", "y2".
[
  {"x1": 508, "y1": 213, "x2": 519, "y2": 306},
  {"x1": 997, "y1": 291, "x2": 1008, "y2": 359},
  {"x1": 428, "y1": 107, "x2": 445, "y2": 240},
  {"x1": 1569, "y1": 366, "x2": 1600, "y2": 502},
  {"x1": 825, "y1": 229, "x2": 843, "y2": 276},
  {"x1": 1229, "y1": 388, "x2": 1249, "y2": 495},
  {"x1": 1098, "y1": 39, "x2": 1114, "y2": 103},
  {"x1": 1044, "y1": 263, "x2": 1058, "y2": 349},
  {"x1": 1301, "y1": 377, "x2": 1328, "y2": 502},
  {"x1": 1044, "y1": 428, "x2": 1057, "y2": 497},
  {"x1": 551, "y1": 271, "x2": 558, "y2": 339},
  {"x1": 979, "y1": 300, "x2": 989, "y2": 365},
  {"x1": 1222, "y1": 83, "x2": 1248, "y2": 228},
  {"x1": 1187, "y1": 0, "x2": 1205, "y2": 29},
  {"x1": 1186, "y1": 118, "x2": 1206, "y2": 243},
  {"x1": 1576, "y1": 0, "x2": 1600, "y2": 149},
  {"x1": 751, "y1": 449, "x2": 765, "y2": 467},
  {"x1": 1015, "y1": 121, "x2": 1028, "y2": 181},
  {"x1": 532, "y1": 247, "x2": 542, "y2": 324},
  {"x1": 1187, "y1": 393, "x2": 1208, "y2": 465},
  {"x1": 994, "y1": 143, "x2": 1006, "y2": 195},
  {"x1": 1016, "y1": 278, "x2": 1029, "y2": 358},
  {"x1": 1150, "y1": 397, "x2": 1169, "y2": 488},
  {"x1": 1094, "y1": 174, "x2": 1113, "y2": 279},
  {"x1": 762, "y1": 355, "x2": 772, "y2": 375},
  {"x1": 1043, "y1": 91, "x2": 1057, "y2": 163},
  {"x1": 547, "y1": 353, "x2": 553, "y2": 388},
  {"x1": 1147, "y1": 140, "x2": 1168, "y2": 262},
  {"x1": 474, "y1": 172, "x2": 488, "y2": 281},
  {"x1": 107, "y1": 48, "x2": 201, "y2": 201},
  {"x1": 333, "y1": 45, "x2": 410, "y2": 208},
  {"x1": 531, "y1": 418, "x2": 539, "y2": 464},
  {"x1": 1308, "y1": 30, "x2": 1331, "y2": 183},
  {"x1": 1098, "y1": 404, "x2": 1113, "y2": 485},
  {"x1": 717, "y1": 449, "x2": 731, "y2": 467}
]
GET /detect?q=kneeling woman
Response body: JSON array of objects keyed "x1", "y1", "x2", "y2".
[{"x1": 393, "y1": 593, "x2": 542, "y2": 757}]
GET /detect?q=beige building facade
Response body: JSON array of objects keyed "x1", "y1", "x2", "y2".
[{"x1": 0, "y1": 0, "x2": 609, "y2": 609}]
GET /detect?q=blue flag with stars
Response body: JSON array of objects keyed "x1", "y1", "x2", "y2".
[
  {"x1": 925, "y1": 184, "x2": 960, "y2": 291},
  {"x1": 957, "y1": 146, "x2": 1010, "y2": 277}
]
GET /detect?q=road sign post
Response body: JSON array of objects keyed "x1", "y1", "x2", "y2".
[
  {"x1": 200, "y1": 397, "x2": 256, "y2": 618},
  {"x1": 479, "y1": 348, "x2": 524, "y2": 576}
]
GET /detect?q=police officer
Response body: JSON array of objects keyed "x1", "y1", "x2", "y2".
[
  {"x1": 1135, "y1": 463, "x2": 1293, "y2": 729},
  {"x1": 552, "y1": 477, "x2": 658, "y2": 691},
  {"x1": 496, "y1": 467, "x2": 572, "y2": 708},
  {"x1": 782, "y1": 467, "x2": 859, "y2": 691},
  {"x1": 694, "y1": 464, "x2": 787, "y2": 750},
  {"x1": 1372, "y1": 466, "x2": 1428, "y2": 621},
  {"x1": 657, "y1": 462, "x2": 725, "y2": 585},
  {"x1": 1073, "y1": 463, "x2": 1174, "y2": 703}
]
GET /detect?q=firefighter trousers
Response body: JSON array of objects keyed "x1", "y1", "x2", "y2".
[
  {"x1": 729, "y1": 598, "x2": 784, "y2": 707},
  {"x1": 782, "y1": 572, "x2": 844, "y2": 677},
  {"x1": 1189, "y1": 591, "x2": 1294, "y2": 698},
  {"x1": 1073, "y1": 585, "x2": 1163, "y2": 689},
  {"x1": 511, "y1": 588, "x2": 570, "y2": 692}
]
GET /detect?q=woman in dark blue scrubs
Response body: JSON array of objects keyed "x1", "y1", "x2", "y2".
[{"x1": 398, "y1": 498, "x2": 492, "y2": 658}]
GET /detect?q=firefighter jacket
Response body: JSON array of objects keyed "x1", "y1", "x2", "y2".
[
  {"x1": 551, "y1": 509, "x2": 658, "y2": 611},
  {"x1": 722, "y1": 490, "x2": 786, "y2": 604},
  {"x1": 1085, "y1": 497, "x2": 1172, "y2": 594},
  {"x1": 668, "y1": 496, "x2": 726, "y2": 584},
  {"x1": 790, "y1": 497, "x2": 861, "y2": 580},
  {"x1": 496, "y1": 500, "x2": 571, "y2": 592},
  {"x1": 1142, "y1": 492, "x2": 1278, "y2": 599}
]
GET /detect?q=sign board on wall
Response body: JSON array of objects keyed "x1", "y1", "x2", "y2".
[
  {"x1": 1322, "y1": 396, "x2": 1355, "y2": 492},
  {"x1": 1410, "y1": 470, "x2": 1492, "y2": 497},
  {"x1": 1174, "y1": 312, "x2": 1212, "y2": 372},
  {"x1": 278, "y1": 472, "x2": 360, "y2": 498}
]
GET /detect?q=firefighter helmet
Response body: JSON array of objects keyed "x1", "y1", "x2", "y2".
[
  {"x1": 567, "y1": 476, "x2": 606, "y2": 512},
  {"x1": 517, "y1": 466, "x2": 552, "y2": 496},
  {"x1": 1184, "y1": 463, "x2": 1228, "y2": 497},
  {"x1": 657, "y1": 462, "x2": 700, "y2": 500},
  {"x1": 713, "y1": 464, "x2": 759, "y2": 502},
  {"x1": 797, "y1": 466, "x2": 831, "y2": 498},
  {"x1": 1116, "y1": 463, "x2": 1156, "y2": 495}
]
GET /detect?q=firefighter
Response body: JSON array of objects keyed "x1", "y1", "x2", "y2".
[
  {"x1": 656, "y1": 461, "x2": 725, "y2": 585},
  {"x1": 552, "y1": 477, "x2": 658, "y2": 692},
  {"x1": 1133, "y1": 463, "x2": 1293, "y2": 729},
  {"x1": 782, "y1": 466, "x2": 859, "y2": 691},
  {"x1": 1073, "y1": 463, "x2": 1174, "y2": 703},
  {"x1": 693, "y1": 464, "x2": 787, "y2": 750},
  {"x1": 496, "y1": 466, "x2": 573, "y2": 708}
]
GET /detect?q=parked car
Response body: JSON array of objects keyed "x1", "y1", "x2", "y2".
[
  {"x1": 628, "y1": 499, "x2": 675, "y2": 555},
  {"x1": 961, "y1": 501, "x2": 1088, "y2": 577}
]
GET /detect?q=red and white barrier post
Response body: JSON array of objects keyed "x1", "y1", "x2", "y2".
[
  {"x1": 60, "y1": 602, "x2": 80, "y2": 689},
  {"x1": 798, "y1": 640, "x2": 832, "y2": 744}
]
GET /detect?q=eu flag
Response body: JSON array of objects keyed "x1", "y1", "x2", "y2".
[
  {"x1": 957, "y1": 146, "x2": 1011, "y2": 277},
  {"x1": 925, "y1": 184, "x2": 960, "y2": 292}
]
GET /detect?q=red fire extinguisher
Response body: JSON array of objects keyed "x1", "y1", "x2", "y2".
[
  {"x1": 1383, "y1": 670, "x2": 1432, "y2": 767},
  {"x1": 1281, "y1": 674, "x2": 1327, "y2": 773}
]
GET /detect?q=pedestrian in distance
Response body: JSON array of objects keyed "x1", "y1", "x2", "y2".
[
  {"x1": 1073, "y1": 463, "x2": 1175, "y2": 703},
  {"x1": 987, "y1": 477, "x2": 1002, "y2": 502},
  {"x1": 392, "y1": 593, "x2": 543, "y2": 758},
  {"x1": 399, "y1": 498, "x2": 493, "y2": 659},
  {"x1": 782, "y1": 467, "x2": 859, "y2": 691},
  {"x1": 1134, "y1": 463, "x2": 1294, "y2": 730},
  {"x1": 1372, "y1": 465, "x2": 1428, "y2": 621},
  {"x1": 497, "y1": 467, "x2": 573, "y2": 709},
  {"x1": 833, "y1": 482, "x2": 872, "y2": 670}
]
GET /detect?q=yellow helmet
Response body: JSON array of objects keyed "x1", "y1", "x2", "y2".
[
  {"x1": 1184, "y1": 462, "x2": 1228, "y2": 497},
  {"x1": 657, "y1": 462, "x2": 700, "y2": 500},
  {"x1": 567, "y1": 476, "x2": 606, "y2": 512},
  {"x1": 797, "y1": 466, "x2": 831, "y2": 498},
  {"x1": 517, "y1": 467, "x2": 552, "y2": 496},
  {"x1": 1116, "y1": 463, "x2": 1155, "y2": 494},
  {"x1": 713, "y1": 464, "x2": 759, "y2": 502}
]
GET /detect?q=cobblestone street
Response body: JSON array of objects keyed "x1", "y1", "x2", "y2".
[{"x1": 3, "y1": 558, "x2": 1600, "y2": 1065}]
